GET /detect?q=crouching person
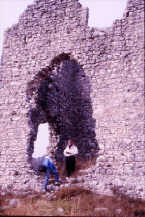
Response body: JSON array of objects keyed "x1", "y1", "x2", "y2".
[
  {"x1": 42, "y1": 155, "x2": 60, "y2": 192},
  {"x1": 31, "y1": 123, "x2": 60, "y2": 192}
]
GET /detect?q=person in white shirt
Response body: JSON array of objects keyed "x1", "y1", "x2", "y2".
[{"x1": 63, "y1": 139, "x2": 78, "y2": 177}]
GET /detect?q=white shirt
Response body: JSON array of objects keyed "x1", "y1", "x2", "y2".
[
  {"x1": 32, "y1": 123, "x2": 50, "y2": 158},
  {"x1": 63, "y1": 144, "x2": 78, "y2": 157}
]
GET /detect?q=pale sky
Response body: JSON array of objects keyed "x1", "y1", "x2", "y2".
[{"x1": 0, "y1": 0, "x2": 127, "y2": 57}]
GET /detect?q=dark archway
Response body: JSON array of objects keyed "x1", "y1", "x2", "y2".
[{"x1": 26, "y1": 53, "x2": 99, "y2": 167}]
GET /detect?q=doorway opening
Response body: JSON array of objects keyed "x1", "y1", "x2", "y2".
[{"x1": 26, "y1": 53, "x2": 99, "y2": 168}]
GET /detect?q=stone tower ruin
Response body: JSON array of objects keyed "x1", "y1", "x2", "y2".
[{"x1": 0, "y1": 0, "x2": 144, "y2": 199}]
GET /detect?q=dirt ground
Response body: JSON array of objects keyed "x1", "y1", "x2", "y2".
[{"x1": 0, "y1": 186, "x2": 145, "y2": 217}]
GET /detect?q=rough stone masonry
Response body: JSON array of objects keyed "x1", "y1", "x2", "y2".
[{"x1": 0, "y1": 0, "x2": 144, "y2": 199}]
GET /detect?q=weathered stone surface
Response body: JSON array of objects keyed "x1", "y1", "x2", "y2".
[{"x1": 0, "y1": 0, "x2": 144, "y2": 200}]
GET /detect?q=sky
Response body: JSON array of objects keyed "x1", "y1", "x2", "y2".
[{"x1": 0, "y1": 0, "x2": 127, "y2": 57}]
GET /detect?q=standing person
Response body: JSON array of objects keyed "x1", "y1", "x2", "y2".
[{"x1": 63, "y1": 139, "x2": 78, "y2": 178}]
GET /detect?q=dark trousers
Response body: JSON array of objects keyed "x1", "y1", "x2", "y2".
[{"x1": 65, "y1": 156, "x2": 76, "y2": 177}]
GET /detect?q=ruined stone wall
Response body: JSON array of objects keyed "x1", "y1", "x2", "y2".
[{"x1": 0, "y1": 0, "x2": 144, "y2": 198}]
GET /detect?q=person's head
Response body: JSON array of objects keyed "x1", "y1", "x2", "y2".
[
  {"x1": 50, "y1": 150, "x2": 54, "y2": 155},
  {"x1": 68, "y1": 139, "x2": 74, "y2": 147},
  {"x1": 46, "y1": 150, "x2": 54, "y2": 160},
  {"x1": 50, "y1": 150, "x2": 54, "y2": 158}
]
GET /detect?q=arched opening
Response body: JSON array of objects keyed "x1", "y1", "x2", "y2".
[{"x1": 26, "y1": 53, "x2": 99, "y2": 170}]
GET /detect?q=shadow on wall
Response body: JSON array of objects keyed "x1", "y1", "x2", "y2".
[{"x1": 26, "y1": 53, "x2": 99, "y2": 166}]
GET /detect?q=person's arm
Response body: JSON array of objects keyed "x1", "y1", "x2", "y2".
[
  {"x1": 64, "y1": 145, "x2": 78, "y2": 156},
  {"x1": 73, "y1": 146, "x2": 78, "y2": 155},
  {"x1": 64, "y1": 146, "x2": 72, "y2": 156},
  {"x1": 65, "y1": 150, "x2": 72, "y2": 154},
  {"x1": 75, "y1": 146, "x2": 78, "y2": 155}
]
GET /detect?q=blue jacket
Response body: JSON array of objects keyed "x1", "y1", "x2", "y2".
[{"x1": 42, "y1": 157, "x2": 54, "y2": 169}]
